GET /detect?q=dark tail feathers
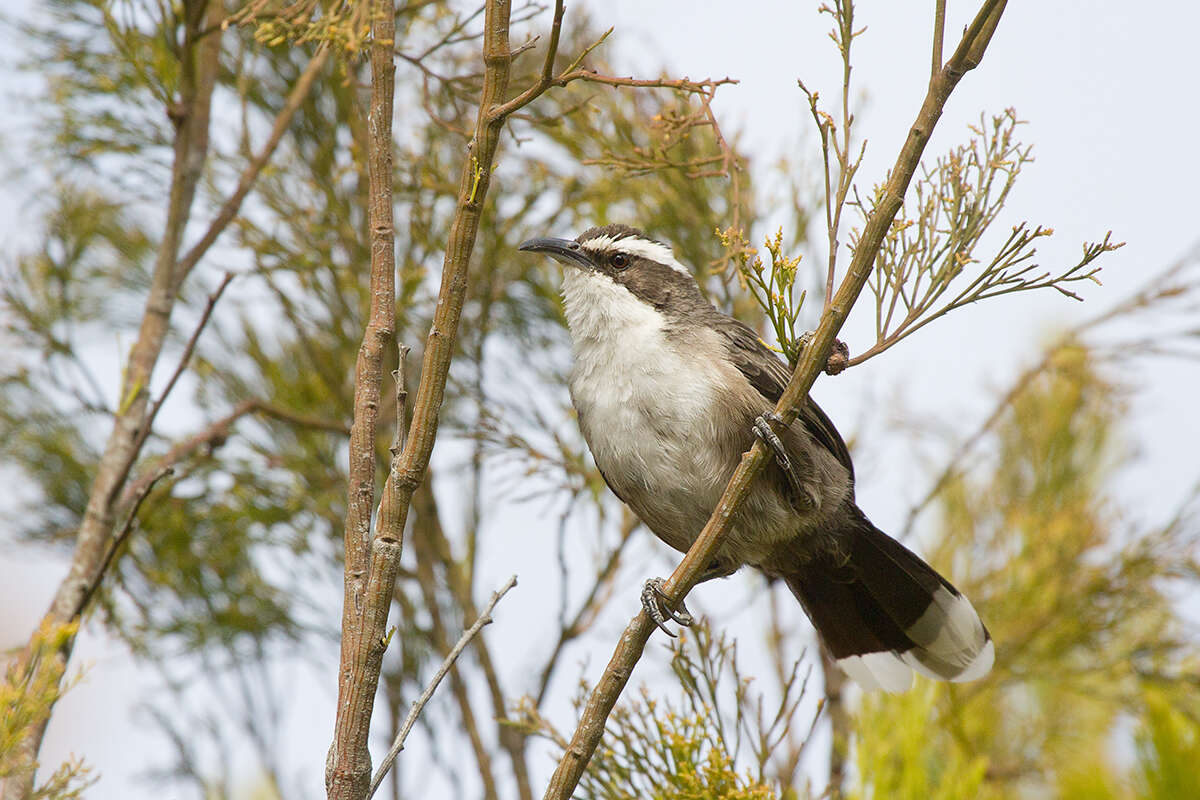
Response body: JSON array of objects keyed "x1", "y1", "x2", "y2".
[{"x1": 783, "y1": 506, "x2": 993, "y2": 693}]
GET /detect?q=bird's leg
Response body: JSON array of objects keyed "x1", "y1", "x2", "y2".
[
  {"x1": 641, "y1": 578, "x2": 692, "y2": 636},
  {"x1": 753, "y1": 412, "x2": 819, "y2": 510},
  {"x1": 641, "y1": 562, "x2": 734, "y2": 637}
]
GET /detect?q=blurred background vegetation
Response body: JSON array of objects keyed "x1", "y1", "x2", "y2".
[{"x1": 2, "y1": 2, "x2": 1197, "y2": 799}]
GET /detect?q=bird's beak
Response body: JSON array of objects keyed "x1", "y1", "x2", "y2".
[{"x1": 518, "y1": 237, "x2": 593, "y2": 270}]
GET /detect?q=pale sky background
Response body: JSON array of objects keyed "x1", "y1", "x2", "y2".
[{"x1": 3, "y1": 2, "x2": 1199, "y2": 798}]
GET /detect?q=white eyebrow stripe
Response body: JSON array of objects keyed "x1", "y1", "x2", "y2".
[{"x1": 579, "y1": 234, "x2": 692, "y2": 277}]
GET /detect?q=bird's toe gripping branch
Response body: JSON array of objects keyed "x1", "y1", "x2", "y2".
[
  {"x1": 753, "y1": 412, "x2": 820, "y2": 510},
  {"x1": 641, "y1": 577, "x2": 694, "y2": 637}
]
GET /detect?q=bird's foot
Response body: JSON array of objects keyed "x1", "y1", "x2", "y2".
[
  {"x1": 641, "y1": 577, "x2": 694, "y2": 637},
  {"x1": 753, "y1": 412, "x2": 819, "y2": 510}
]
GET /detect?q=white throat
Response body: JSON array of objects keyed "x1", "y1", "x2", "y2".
[{"x1": 560, "y1": 268, "x2": 662, "y2": 347}]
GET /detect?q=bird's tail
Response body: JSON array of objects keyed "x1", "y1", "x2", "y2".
[{"x1": 781, "y1": 504, "x2": 994, "y2": 693}]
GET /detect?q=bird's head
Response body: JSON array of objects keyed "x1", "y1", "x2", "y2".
[{"x1": 519, "y1": 224, "x2": 706, "y2": 319}]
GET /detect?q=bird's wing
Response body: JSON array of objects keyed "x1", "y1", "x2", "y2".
[{"x1": 712, "y1": 315, "x2": 854, "y2": 478}]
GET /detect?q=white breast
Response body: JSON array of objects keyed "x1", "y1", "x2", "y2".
[{"x1": 561, "y1": 270, "x2": 721, "y2": 493}]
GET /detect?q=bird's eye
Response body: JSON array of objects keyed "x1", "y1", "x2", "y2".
[{"x1": 611, "y1": 253, "x2": 629, "y2": 270}]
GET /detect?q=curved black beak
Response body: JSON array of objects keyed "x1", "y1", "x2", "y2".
[{"x1": 518, "y1": 237, "x2": 593, "y2": 269}]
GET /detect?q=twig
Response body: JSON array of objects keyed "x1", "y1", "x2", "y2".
[
  {"x1": 173, "y1": 43, "x2": 331, "y2": 289},
  {"x1": 390, "y1": 346, "x2": 411, "y2": 460},
  {"x1": 71, "y1": 463, "x2": 174, "y2": 621},
  {"x1": 122, "y1": 272, "x2": 236, "y2": 496},
  {"x1": 540, "y1": 3, "x2": 1008, "y2": 797},
  {"x1": 931, "y1": 0, "x2": 946, "y2": 83},
  {"x1": 368, "y1": 575, "x2": 518, "y2": 798},
  {"x1": 408, "y1": 484, "x2": 502, "y2": 800},
  {"x1": 115, "y1": 398, "x2": 349, "y2": 512},
  {"x1": 488, "y1": 30, "x2": 736, "y2": 123}
]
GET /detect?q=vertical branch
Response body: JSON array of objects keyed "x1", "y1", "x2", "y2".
[
  {"x1": 541, "y1": 3, "x2": 1007, "y2": 797},
  {"x1": 931, "y1": 0, "x2": 946, "y2": 83},
  {"x1": 327, "y1": 0, "x2": 398, "y2": 795},
  {"x1": 820, "y1": 648, "x2": 850, "y2": 798},
  {"x1": 328, "y1": 0, "x2": 528, "y2": 795}
]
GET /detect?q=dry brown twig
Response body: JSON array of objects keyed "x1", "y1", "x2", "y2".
[
  {"x1": 541, "y1": 2, "x2": 1009, "y2": 797},
  {"x1": 368, "y1": 575, "x2": 519, "y2": 799}
]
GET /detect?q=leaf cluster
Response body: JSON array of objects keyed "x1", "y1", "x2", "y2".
[{"x1": 1, "y1": 620, "x2": 96, "y2": 800}]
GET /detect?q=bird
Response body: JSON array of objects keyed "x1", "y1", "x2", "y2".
[{"x1": 519, "y1": 223, "x2": 994, "y2": 692}]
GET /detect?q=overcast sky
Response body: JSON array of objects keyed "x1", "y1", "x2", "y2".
[{"x1": 4, "y1": 2, "x2": 1199, "y2": 797}]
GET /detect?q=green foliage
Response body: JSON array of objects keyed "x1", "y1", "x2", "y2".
[
  {"x1": 531, "y1": 624, "x2": 811, "y2": 800},
  {"x1": 851, "y1": 681, "x2": 989, "y2": 800},
  {"x1": 584, "y1": 695, "x2": 777, "y2": 800},
  {"x1": 1, "y1": 619, "x2": 96, "y2": 800},
  {"x1": 851, "y1": 344, "x2": 1200, "y2": 799},
  {"x1": 1133, "y1": 688, "x2": 1200, "y2": 800}
]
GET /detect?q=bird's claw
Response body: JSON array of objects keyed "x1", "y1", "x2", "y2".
[
  {"x1": 753, "y1": 413, "x2": 819, "y2": 510},
  {"x1": 641, "y1": 577, "x2": 694, "y2": 637}
]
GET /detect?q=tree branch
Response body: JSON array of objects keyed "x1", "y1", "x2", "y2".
[
  {"x1": 173, "y1": 42, "x2": 331, "y2": 290},
  {"x1": 115, "y1": 398, "x2": 349, "y2": 514},
  {"x1": 540, "y1": 3, "x2": 1008, "y2": 797},
  {"x1": 327, "y1": 0, "x2": 399, "y2": 794},
  {"x1": 122, "y1": 271, "x2": 236, "y2": 489},
  {"x1": 327, "y1": 0, "x2": 534, "y2": 795},
  {"x1": 70, "y1": 464, "x2": 175, "y2": 622},
  {"x1": 368, "y1": 575, "x2": 518, "y2": 799}
]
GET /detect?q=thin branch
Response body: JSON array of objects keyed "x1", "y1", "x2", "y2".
[
  {"x1": 368, "y1": 575, "x2": 518, "y2": 799},
  {"x1": 115, "y1": 397, "x2": 349, "y2": 512},
  {"x1": 123, "y1": 271, "x2": 236, "y2": 492},
  {"x1": 389, "y1": 345, "x2": 411, "y2": 461},
  {"x1": 534, "y1": 516, "x2": 637, "y2": 708},
  {"x1": 408, "y1": 485, "x2": 502, "y2": 800},
  {"x1": 488, "y1": 29, "x2": 736, "y2": 123},
  {"x1": 540, "y1": 3, "x2": 1008, "y2": 797},
  {"x1": 175, "y1": 43, "x2": 331, "y2": 289},
  {"x1": 931, "y1": 0, "x2": 946, "y2": 83},
  {"x1": 70, "y1": 463, "x2": 174, "y2": 621}
]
